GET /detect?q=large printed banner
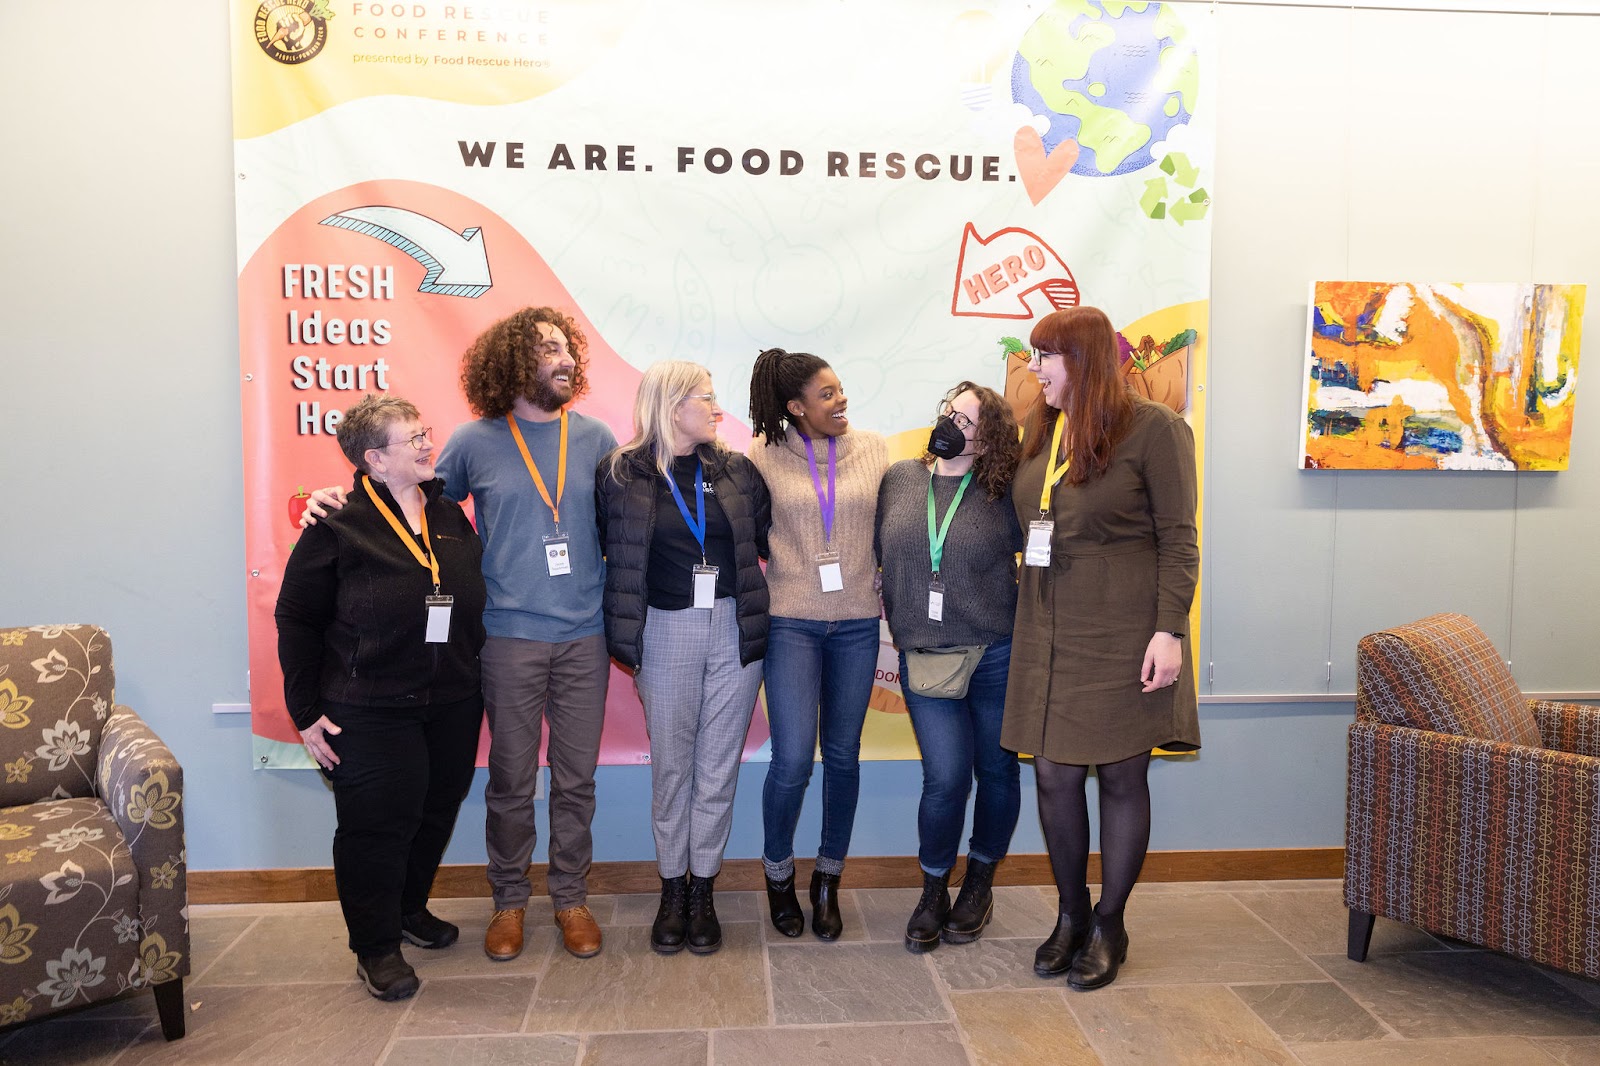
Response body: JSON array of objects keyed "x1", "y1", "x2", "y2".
[{"x1": 232, "y1": 0, "x2": 1214, "y2": 767}]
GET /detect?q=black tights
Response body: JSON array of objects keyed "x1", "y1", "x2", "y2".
[{"x1": 1034, "y1": 751, "x2": 1151, "y2": 920}]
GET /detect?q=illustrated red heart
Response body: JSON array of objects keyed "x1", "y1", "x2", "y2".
[{"x1": 1013, "y1": 127, "x2": 1078, "y2": 206}]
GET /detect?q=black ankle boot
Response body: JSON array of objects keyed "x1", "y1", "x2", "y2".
[
  {"x1": 809, "y1": 868, "x2": 843, "y2": 941},
  {"x1": 686, "y1": 874, "x2": 722, "y2": 954},
  {"x1": 1033, "y1": 908, "x2": 1092, "y2": 976},
  {"x1": 904, "y1": 871, "x2": 950, "y2": 953},
  {"x1": 942, "y1": 857, "x2": 997, "y2": 944},
  {"x1": 650, "y1": 874, "x2": 689, "y2": 954},
  {"x1": 1067, "y1": 909, "x2": 1129, "y2": 990},
  {"x1": 765, "y1": 872, "x2": 805, "y2": 938}
]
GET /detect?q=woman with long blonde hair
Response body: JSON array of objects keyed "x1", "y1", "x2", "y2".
[{"x1": 596, "y1": 360, "x2": 772, "y2": 955}]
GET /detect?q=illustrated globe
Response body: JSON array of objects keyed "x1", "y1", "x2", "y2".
[{"x1": 1011, "y1": 0, "x2": 1198, "y2": 178}]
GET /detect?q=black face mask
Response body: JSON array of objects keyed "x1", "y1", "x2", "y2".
[{"x1": 927, "y1": 415, "x2": 969, "y2": 460}]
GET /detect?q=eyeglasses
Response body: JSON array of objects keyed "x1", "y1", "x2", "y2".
[
  {"x1": 937, "y1": 403, "x2": 975, "y2": 431},
  {"x1": 1029, "y1": 348, "x2": 1065, "y2": 363},
  {"x1": 685, "y1": 392, "x2": 718, "y2": 405},
  {"x1": 382, "y1": 427, "x2": 432, "y2": 451}
]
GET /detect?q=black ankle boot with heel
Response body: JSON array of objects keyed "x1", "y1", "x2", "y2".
[
  {"x1": 1034, "y1": 908, "x2": 1092, "y2": 976},
  {"x1": 1067, "y1": 909, "x2": 1129, "y2": 990},
  {"x1": 809, "y1": 868, "x2": 843, "y2": 941},
  {"x1": 765, "y1": 872, "x2": 805, "y2": 938}
]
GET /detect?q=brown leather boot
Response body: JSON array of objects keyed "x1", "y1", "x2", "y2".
[
  {"x1": 484, "y1": 907, "x2": 525, "y2": 961},
  {"x1": 554, "y1": 904, "x2": 603, "y2": 958}
]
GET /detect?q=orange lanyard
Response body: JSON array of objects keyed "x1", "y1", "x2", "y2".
[
  {"x1": 363, "y1": 476, "x2": 440, "y2": 591},
  {"x1": 507, "y1": 410, "x2": 568, "y2": 527},
  {"x1": 1039, "y1": 414, "x2": 1070, "y2": 514}
]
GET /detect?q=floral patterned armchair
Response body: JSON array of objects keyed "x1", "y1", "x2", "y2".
[{"x1": 0, "y1": 625, "x2": 187, "y2": 1039}]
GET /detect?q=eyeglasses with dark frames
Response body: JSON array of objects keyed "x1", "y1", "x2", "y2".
[
  {"x1": 382, "y1": 427, "x2": 433, "y2": 451},
  {"x1": 937, "y1": 403, "x2": 976, "y2": 432}
]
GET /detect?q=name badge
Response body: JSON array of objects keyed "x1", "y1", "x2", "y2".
[
  {"x1": 927, "y1": 578, "x2": 945, "y2": 623},
  {"x1": 424, "y1": 594, "x2": 454, "y2": 643},
  {"x1": 692, "y1": 564, "x2": 719, "y2": 609},
  {"x1": 1025, "y1": 520, "x2": 1054, "y2": 567},
  {"x1": 543, "y1": 533, "x2": 572, "y2": 577},
  {"x1": 817, "y1": 551, "x2": 844, "y2": 593}
]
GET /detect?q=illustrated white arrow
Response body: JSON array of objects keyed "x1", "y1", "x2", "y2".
[{"x1": 319, "y1": 205, "x2": 492, "y2": 298}]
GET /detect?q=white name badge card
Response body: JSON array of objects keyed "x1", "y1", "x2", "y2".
[
  {"x1": 543, "y1": 533, "x2": 572, "y2": 576},
  {"x1": 1025, "y1": 520, "x2": 1054, "y2": 568},
  {"x1": 927, "y1": 578, "x2": 945, "y2": 623},
  {"x1": 817, "y1": 551, "x2": 844, "y2": 593},
  {"x1": 424, "y1": 594, "x2": 454, "y2": 643},
  {"x1": 692, "y1": 564, "x2": 719, "y2": 609}
]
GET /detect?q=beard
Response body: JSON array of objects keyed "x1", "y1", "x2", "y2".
[{"x1": 526, "y1": 365, "x2": 574, "y2": 411}]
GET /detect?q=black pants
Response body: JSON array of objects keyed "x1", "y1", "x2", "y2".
[{"x1": 322, "y1": 693, "x2": 482, "y2": 956}]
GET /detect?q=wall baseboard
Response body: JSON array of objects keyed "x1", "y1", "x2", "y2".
[{"x1": 189, "y1": 847, "x2": 1343, "y2": 904}]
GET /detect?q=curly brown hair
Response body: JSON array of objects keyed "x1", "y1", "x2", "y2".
[
  {"x1": 460, "y1": 306, "x2": 591, "y2": 418},
  {"x1": 922, "y1": 381, "x2": 1021, "y2": 500}
]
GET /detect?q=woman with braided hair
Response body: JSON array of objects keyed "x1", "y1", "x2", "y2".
[{"x1": 747, "y1": 347, "x2": 888, "y2": 941}]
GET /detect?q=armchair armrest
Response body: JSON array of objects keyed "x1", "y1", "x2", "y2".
[
  {"x1": 1530, "y1": 699, "x2": 1600, "y2": 757},
  {"x1": 1345, "y1": 720, "x2": 1600, "y2": 979},
  {"x1": 97, "y1": 705, "x2": 189, "y2": 982}
]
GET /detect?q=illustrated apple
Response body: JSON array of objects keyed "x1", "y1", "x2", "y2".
[{"x1": 288, "y1": 486, "x2": 311, "y2": 529}]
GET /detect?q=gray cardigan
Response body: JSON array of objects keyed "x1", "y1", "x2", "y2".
[{"x1": 874, "y1": 459, "x2": 1023, "y2": 651}]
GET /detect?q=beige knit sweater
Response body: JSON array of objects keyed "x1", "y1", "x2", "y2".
[{"x1": 748, "y1": 428, "x2": 888, "y2": 621}]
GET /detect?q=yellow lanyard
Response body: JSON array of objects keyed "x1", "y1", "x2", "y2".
[
  {"x1": 1039, "y1": 414, "x2": 1070, "y2": 514},
  {"x1": 507, "y1": 410, "x2": 568, "y2": 527},
  {"x1": 363, "y1": 476, "x2": 440, "y2": 590}
]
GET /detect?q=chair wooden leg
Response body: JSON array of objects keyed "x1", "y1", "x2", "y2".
[
  {"x1": 153, "y1": 977, "x2": 186, "y2": 1040},
  {"x1": 1347, "y1": 909, "x2": 1375, "y2": 962}
]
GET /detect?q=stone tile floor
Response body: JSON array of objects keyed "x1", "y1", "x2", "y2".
[{"x1": 3, "y1": 880, "x2": 1598, "y2": 1065}]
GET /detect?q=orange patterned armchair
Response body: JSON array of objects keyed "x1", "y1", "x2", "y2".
[
  {"x1": 1346, "y1": 613, "x2": 1600, "y2": 980},
  {"x1": 0, "y1": 625, "x2": 188, "y2": 1038}
]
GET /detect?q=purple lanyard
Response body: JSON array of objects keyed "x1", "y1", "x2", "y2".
[{"x1": 801, "y1": 432, "x2": 837, "y2": 545}]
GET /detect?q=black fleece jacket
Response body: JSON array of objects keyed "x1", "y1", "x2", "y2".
[
  {"x1": 275, "y1": 475, "x2": 487, "y2": 729},
  {"x1": 595, "y1": 444, "x2": 771, "y2": 670}
]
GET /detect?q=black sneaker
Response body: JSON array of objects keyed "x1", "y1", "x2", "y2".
[
  {"x1": 356, "y1": 950, "x2": 420, "y2": 1001},
  {"x1": 401, "y1": 908, "x2": 459, "y2": 949}
]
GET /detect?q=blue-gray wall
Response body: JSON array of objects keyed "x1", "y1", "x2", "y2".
[{"x1": 3, "y1": 2, "x2": 1596, "y2": 873}]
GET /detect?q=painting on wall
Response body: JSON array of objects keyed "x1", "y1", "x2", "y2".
[{"x1": 1300, "y1": 281, "x2": 1587, "y2": 470}]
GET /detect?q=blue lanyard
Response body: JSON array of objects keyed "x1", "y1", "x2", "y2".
[{"x1": 665, "y1": 460, "x2": 707, "y2": 560}]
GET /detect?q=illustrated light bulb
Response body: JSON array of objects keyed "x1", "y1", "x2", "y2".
[{"x1": 946, "y1": 11, "x2": 1011, "y2": 112}]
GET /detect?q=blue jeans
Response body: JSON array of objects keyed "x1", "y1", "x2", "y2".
[
  {"x1": 761, "y1": 616, "x2": 881, "y2": 867},
  {"x1": 899, "y1": 639, "x2": 1020, "y2": 877}
]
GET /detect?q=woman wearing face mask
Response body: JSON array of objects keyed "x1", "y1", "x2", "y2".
[
  {"x1": 875, "y1": 382, "x2": 1023, "y2": 953},
  {"x1": 595, "y1": 361, "x2": 771, "y2": 957},
  {"x1": 1006, "y1": 307, "x2": 1199, "y2": 992},
  {"x1": 747, "y1": 347, "x2": 889, "y2": 941}
]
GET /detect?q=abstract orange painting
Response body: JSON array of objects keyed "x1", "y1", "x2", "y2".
[{"x1": 1301, "y1": 282, "x2": 1586, "y2": 470}]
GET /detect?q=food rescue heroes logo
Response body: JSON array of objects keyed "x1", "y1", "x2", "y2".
[{"x1": 255, "y1": 0, "x2": 334, "y2": 65}]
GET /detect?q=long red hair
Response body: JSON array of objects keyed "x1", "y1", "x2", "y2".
[{"x1": 1021, "y1": 307, "x2": 1134, "y2": 485}]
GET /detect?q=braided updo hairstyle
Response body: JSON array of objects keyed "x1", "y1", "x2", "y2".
[{"x1": 748, "y1": 346, "x2": 831, "y2": 446}]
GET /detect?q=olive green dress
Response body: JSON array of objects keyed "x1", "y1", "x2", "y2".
[{"x1": 1001, "y1": 397, "x2": 1200, "y2": 765}]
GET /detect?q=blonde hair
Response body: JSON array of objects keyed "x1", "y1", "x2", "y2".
[{"x1": 608, "y1": 360, "x2": 726, "y2": 481}]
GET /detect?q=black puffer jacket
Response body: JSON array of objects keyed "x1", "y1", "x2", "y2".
[{"x1": 595, "y1": 443, "x2": 771, "y2": 670}]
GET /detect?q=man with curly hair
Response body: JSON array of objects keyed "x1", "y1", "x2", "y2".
[
  {"x1": 303, "y1": 306, "x2": 617, "y2": 962},
  {"x1": 442, "y1": 306, "x2": 616, "y2": 963}
]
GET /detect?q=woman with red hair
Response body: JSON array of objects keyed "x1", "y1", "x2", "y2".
[{"x1": 1004, "y1": 306, "x2": 1200, "y2": 991}]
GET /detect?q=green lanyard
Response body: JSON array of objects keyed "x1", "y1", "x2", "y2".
[{"x1": 926, "y1": 469, "x2": 974, "y2": 577}]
